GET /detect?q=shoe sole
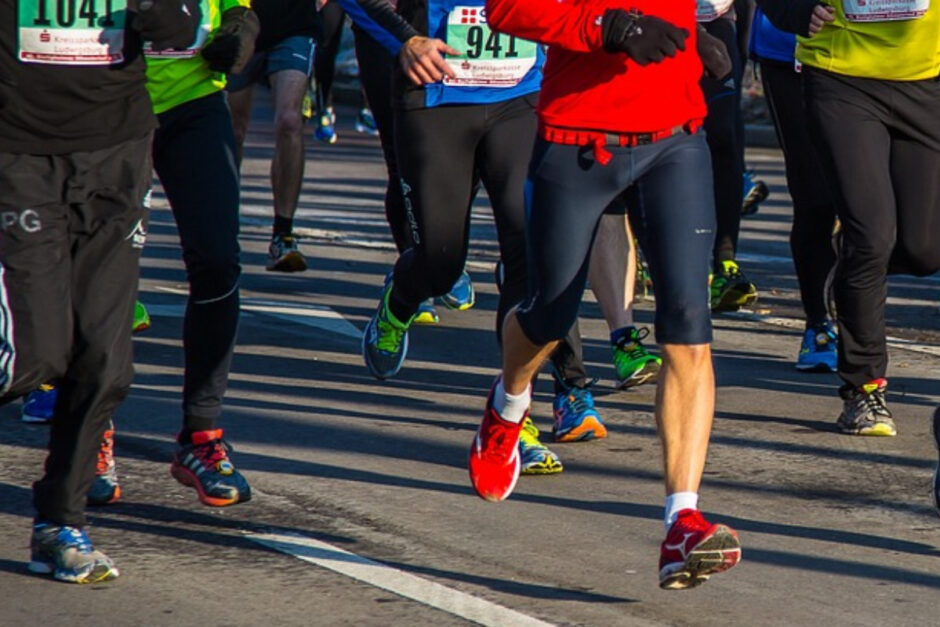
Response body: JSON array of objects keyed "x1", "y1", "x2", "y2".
[
  {"x1": 553, "y1": 416, "x2": 608, "y2": 443},
  {"x1": 838, "y1": 422, "x2": 897, "y2": 437},
  {"x1": 132, "y1": 321, "x2": 150, "y2": 333},
  {"x1": 266, "y1": 251, "x2": 308, "y2": 273},
  {"x1": 712, "y1": 290, "x2": 758, "y2": 313},
  {"x1": 795, "y1": 361, "x2": 836, "y2": 373},
  {"x1": 29, "y1": 559, "x2": 120, "y2": 584},
  {"x1": 618, "y1": 362, "x2": 661, "y2": 390},
  {"x1": 659, "y1": 526, "x2": 741, "y2": 590},
  {"x1": 21, "y1": 413, "x2": 52, "y2": 424},
  {"x1": 170, "y1": 464, "x2": 243, "y2": 507},
  {"x1": 413, "y1": 311, "x2": 440, "y2": 324},
  {"x1": 521, "y1": 463, "x2": 563, "y2": 475}
]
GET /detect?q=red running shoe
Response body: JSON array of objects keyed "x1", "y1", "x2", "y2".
[
  {"x1": 468, "y1": 384, "x2": 524, "y2": 502},
  {"x1": 659, "y1": 509, "x2": 741, "y2": 590}
]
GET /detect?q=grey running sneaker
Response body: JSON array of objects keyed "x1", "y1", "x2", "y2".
[
  {"x1": 518, "y1": 417, "x2": 563, "y2": 475},
  {"x1": 837, "y1": 378, "x2": 897, "y2": 436},
  {"x1": 29, "y1": 521, "x2": 119, "y2": 583},
  {"x1": 88, "y1": 420, "x2": 120, "y2": 506},
  {"x1": 362, "y1": 281, "x2": 413, "y2": 380},
  {"x1": 932, "y1": 406, "x2": 940, "y2": 517},
  {"x1": 267, "y1": 233, "x2": 308, "y2": 272}
]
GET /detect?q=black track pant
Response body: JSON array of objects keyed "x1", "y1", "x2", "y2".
[
  {"x1": 804, "y1": 68, "x2": 940, "y2": 386},
  {"x1": 759, "y1": 60, "x2": 836, "y2": 325},
  {"x1": 352, "y1": 25, "x2": 409, "y2": 252},
  {"x1": 388, "y1": 96, "x2": 589, "y2": 386},
  {"x1": 701, "y1": 16, "x2": 745, "y2": 267},
  {"x1": 0, "y1": 134, "x2": 151, "y2": 526},
  {"x1": 153, "y1": 92, "x2": 241, "y2": 430},
  {"x1": 316, "y1": 1, "x2": 347, "y2": 112}
]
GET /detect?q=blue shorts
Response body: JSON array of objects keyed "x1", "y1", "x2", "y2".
[
  {"x1": 226, "y1": 36, "x2": 315, "y2": 92},
  {"x1": 517, "y1": 131, "x2": 716, "y2": 346}
]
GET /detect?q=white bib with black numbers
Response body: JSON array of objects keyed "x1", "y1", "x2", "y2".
[
  {"x1": 18, "y1": 0, "x2": 127, "y2": 65},
  {"x1": 696, "y1": 0, "x2": 734, "y2": 22},
  {"x1": 442, "y1": 5, "x2": 537, "y2": 87},
  {"x1": 843, "y1": 0, "x2": 929, "y2": 22}
]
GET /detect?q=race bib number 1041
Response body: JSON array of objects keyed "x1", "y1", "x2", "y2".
[{"x1": 18, "y1": 0, "x2": 127, "y2": 65}]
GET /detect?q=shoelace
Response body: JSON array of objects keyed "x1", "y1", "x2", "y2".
[
  {"x1": 615, "y1": 328, "x2": 651, "y2": 363},
  {"x1": 376, "y1": 316, "x2": 406, "y2": 353},
  {"x1": 62, "y1": 526, "x2": 93, "y2": 553},
  {"x1": 96, "y1": 428, "x2": 115, "y2": 475},
  {"x1": 481, "y1": 418, "x2": 517, "y2": 463},
  {"x1": 855, "y1": 390, "x2": 891, "y2": 418},
  {"x1": 192, "y1": 438, "x2": 233, "y2": 469},
  {"x1": 561, "y1": 386, "x2": 595, "y2": 415}
]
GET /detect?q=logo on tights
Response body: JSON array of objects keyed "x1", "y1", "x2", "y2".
[
  {"x1": 0, "y1": 209, "x2": 41, "y2": 233},
  {"x1": 400, "y1": 178, "x2": 420, "y2": 245},
  {"x1": 125, "y1": 219, "x2": 148, "y2": 249}
]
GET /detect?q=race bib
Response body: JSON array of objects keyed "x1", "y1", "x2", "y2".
[
  {"x1": 696, "y1": 0, "x2": 734, "y2": 22},
  {"x1": 144, "y1": 0, "x2": 209, "y2": 58},
  {"x1": 843, "y1": 0, "x2": 929, "y2": 21},
  {"x1": 443, "y1": 5, "x2": 537, "y2": 88},
  {"x1": 18, "y1": 0, "x2": 127, "y2": 65}
]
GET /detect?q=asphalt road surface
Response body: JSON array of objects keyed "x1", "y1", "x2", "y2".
[{"x1": 1, "y1": 95, "x2": 938, "y2": 627}]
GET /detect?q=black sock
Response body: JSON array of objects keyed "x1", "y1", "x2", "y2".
[{"x1": 273, "y1": 215, "x2": 293, "y2": 237}]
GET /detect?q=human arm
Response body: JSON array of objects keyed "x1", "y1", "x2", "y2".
[
  {"x1": 200, "y1": 6, "x2": 260, "y2": 73},
  {"x1": 132, "y1": 0, "x2": 203, "y2": 51},
  {"x1": 756, "y1": 0, "x2": 834, "y2": 37}
]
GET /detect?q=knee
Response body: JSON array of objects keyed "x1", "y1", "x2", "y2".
[
  {"x1": 428, "y1": 259, "x2": 463, "y2": 297},
  {"x1": 275, "y1": 109, "x2": 304, "y2": 140},
  {"x1": 892, "y1": 239, "x2": 940, "y2": 277},
  {"x1": 516, "y1": 302, "x2": 577, "y2": 346},
  {"x1": 186, "y1": 251, "x2": 241, "y2": 303}
]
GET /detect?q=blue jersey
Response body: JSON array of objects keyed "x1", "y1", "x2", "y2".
[
  {"x1": 748, "y1": 7, "x2": 796, "y2": 64},
  {"x1": 338, "y1": 0, "x2": 543, "y2": 107}
]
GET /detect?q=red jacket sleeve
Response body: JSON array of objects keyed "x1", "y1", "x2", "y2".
[{"x1": 486, "y1": 0, "x2": 605, "y2": 52}]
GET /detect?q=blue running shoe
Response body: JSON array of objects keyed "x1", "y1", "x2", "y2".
[
  {"x1": 796, "y1": 321, "x2": 838, "y2": 372},
  {"x1": 29, "y1": 521, "x2": 119, "y2": 583},
  {"x1": 413, "y1": 299, "x2": 440, "y2": 324},
  {"x1": 170, "y1": 428, "x2": 252, "y2": 506},
  {"x1": 362, "y1": 281, "x2": 413, "y2": 379},
  {"x1": 440, "y1": 270, "x2": 475, "y2": 310},
  {"x1": 741, "y1": 171, "x2": 769, "y2": 217},
  {"x1": 355, "y1": 107, "x2": 379, "y2": 136},
  {"x1": 552, "y1": 385, "x2": 607, "y2": 442},
  {"x1": 315, "y1": 108, "x2": 337, "y2": 144},
  {"x1": 22, "y1": 384, "x2": 57, "y2": 424}
]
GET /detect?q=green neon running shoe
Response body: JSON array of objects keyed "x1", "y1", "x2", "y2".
[
  {"x1": 612, "y1": 327, "x2": 661, "y2": 389},
  {"x1": 133, "y1": 300, "x2": 150, "y2": 333},
  {"x1": 710, "y1": 259, "x2": 758, "y2": 313},
  {"x1": 362, "y1": 281, "x2": 413, "y2": 380}
]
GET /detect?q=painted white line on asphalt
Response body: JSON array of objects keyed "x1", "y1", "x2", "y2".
[
  {"x1": 248, "y1": 532, "x2": 555, "y2": 627},
  {"x1": 241, "y1": 299, "x2": 361, "y2": 339},
  {"x1": 144, "y1": 290, "x2": 361, "y2": 339},
  {"x1": 727, "y1": 310, "x2": 940, "y2": 359}
]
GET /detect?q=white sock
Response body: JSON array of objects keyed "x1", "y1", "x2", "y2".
[
  {"x1": 664, "y1": 492, "x2": 699, "y2": 531},
  {"x1": 492, "y1": 379, "x2": 530, "y2": 424}
]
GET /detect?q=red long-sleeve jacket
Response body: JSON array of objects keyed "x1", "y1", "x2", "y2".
[{"x1": 486, "y1": 0, "x2": 706, "y2": 135}]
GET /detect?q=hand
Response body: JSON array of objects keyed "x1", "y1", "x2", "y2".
[
  {"x1": 201, "y1": 7, "x2": 260, "y2": 73},
  {"x1": 399, "y1": 36, "x2": 459, "y2": 85},
  {"x1": 601, "y1": 9, "x2": 689, "y2": 65},
  {"x1": 696, "y1": 26, "x2": 732, "y2": 79},
  {"x1": 808, "y1": 4, "x2": 835, "y2": 36},
  {"x1": 134, "y1": 0, "x2": 202, "y2": 51}
]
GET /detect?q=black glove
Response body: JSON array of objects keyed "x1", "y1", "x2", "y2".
[
  {"x1": 696, "y1": 26, "x2": 732, "y2": 80},
  {"x1": 133, "y1": 0, "x2": 202, "y2": 52},
  {"x1": 200, "y1": 6, "x2": 260, "y2": 74},
  {"x1": 601, "y1": 8, "x2": 689, "y2": 65}
]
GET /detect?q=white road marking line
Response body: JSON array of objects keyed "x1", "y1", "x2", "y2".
[
  {"x1": 727, "y1": 310, "x2": 940, "y2": 359},
  {"x1": 248, "y1": 531, "x2": 555, "y2": 627}
]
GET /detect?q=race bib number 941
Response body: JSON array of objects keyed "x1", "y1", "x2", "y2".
[
  {"x1": 18, "y1": 0, "x2": 127, "y2": 65},
  {"x1": 443, "y1": 6, "x2": 537, "y2": 87}
]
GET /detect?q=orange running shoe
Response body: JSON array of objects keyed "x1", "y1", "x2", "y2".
[{"x1": 170, "y1": 429, "x2": 251, "y2": 507}]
